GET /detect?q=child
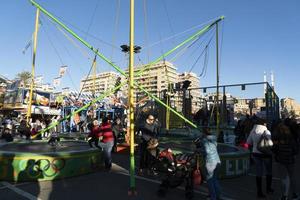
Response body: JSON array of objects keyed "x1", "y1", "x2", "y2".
[
  {"x1": 48, "y1": 131, "x2": 60, "y2": 146},
  {"x1": 1, "y1": 128, "x2": 14, "y2": 142},
  {"x1": 200, "y1": 127, "x2": 222, "y2": 200}
]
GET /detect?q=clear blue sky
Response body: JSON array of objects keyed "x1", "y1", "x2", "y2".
[{"x1": 0, "y1": 0, "x2": 299, "y2": 102}]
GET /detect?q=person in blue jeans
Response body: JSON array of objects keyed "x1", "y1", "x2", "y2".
[
  {"x1": 200, "y1": 127, "x2": 222, "y2": 200},
  {"x1": 98, "y1": 117, "x2": 115, "y2": 170}
]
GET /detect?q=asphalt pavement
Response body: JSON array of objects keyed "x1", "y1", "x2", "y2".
[{"x1": 0, "y1": 147, "x2": 299, "y2": 200}]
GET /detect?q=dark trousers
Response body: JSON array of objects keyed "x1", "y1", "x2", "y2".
[
  {"x1": 253, "y1": 154, "x2": 272, "y2": 177},
  {"x1": 139, "y1": 139, "x2": 149, "y2": 170},
  {"x1": 253, "y1": 154, "x2": 273, "y2": 194},
  {"x1": 113, "y1": 134, "x2": 117, "y2": 152},
  {"x1": 48, "y1": 137, "x2": 60, "y2": 145}
]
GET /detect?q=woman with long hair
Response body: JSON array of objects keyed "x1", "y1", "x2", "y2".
[{"x1": 273, "y1": 123, "x2": 299, "y2": 200}]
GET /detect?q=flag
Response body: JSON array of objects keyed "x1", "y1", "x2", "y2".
[
  {"x1": 59, "y1": 66, "x2": 68, "y2": 77},
  {"x1": 53, "y1": 77, "x2": 61, "y2": 87},
  {"x1": 22, "y1": 21, "x2": 42, "y2": 54},
  {"x1": 22, "y1": 39, "x2": 32, "y2": 54}
]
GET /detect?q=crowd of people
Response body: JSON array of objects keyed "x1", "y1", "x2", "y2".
[
  {"x1": 0, "y1": 115, "x2": 57, "y2": 142},
  {"x1": 1, "y1": 109, "x2": 299, "y2": 200}
]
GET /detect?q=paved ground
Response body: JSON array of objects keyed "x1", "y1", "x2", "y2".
[{"x1": 0, "y1": 145, "x2": 299, "y2": 200}]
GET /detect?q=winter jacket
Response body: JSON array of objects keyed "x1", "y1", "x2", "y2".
[
  {"x1": 273, "y1": 134, "x2": 298, "y2": 165},
  {"x1": 139, "y1": 122, "x2": 158, "y2": 142},
  {"x1": 112, "y1": 123, "x2": 124, "y2": 137},
  {"x1": 201, "y1": 135, "x2": 221, "y2": 179},
  {"x1": 99, "y1": 122, "x2": 114, "y2": 143},
  {"x1": 247, "y1": 124, "x2": 272, "y2": 154}
]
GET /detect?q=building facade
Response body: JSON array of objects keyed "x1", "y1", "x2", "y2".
[
  {"x1": 176, "y1": 72, "x2": 201, "y2": 113},
  {"x1": 121, "y1": 61, "x2": 178, "y2": 101},
  {"x1": 281, "y1": 97, "x2": 300, "y2": 118},
  {"x1": 79, "y1": 61, "x2": 202, "y2": 114},
  {"x1": 80, "y1": 71, "x2": 119, "y2": 94}
]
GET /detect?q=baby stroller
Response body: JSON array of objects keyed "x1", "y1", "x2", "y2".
[
  {"x1": 155, "y1": 149, "x2": 196, "y2": 199},
  {"x1": 147, "y1": 139, "x2": 201, "y2": 200}
]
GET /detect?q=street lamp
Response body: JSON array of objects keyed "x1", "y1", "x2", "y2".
[
  {"x1": 120, "y1": 45, "x2": 141, "y2": 54},
  {"x1": 120, "y1": 44, "x2": 142, "y2": 103}
]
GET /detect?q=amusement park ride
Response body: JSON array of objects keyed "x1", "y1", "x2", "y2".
[
  {"x1": 2, "y1": 0, "x2": 281, "y2": 196},
  {"x1": 4, "y1": 0, "x2": 226, "y2": 192}
]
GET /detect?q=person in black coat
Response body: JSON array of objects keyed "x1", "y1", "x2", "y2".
[
  {"x1": 273, "y1": 123, "x2": 299, "y2": 200},
  {"x1": 138, "y1": 114, "x2": 159, "y2": 174},
  {"x1": 112, "y1": 118, "x2": 126, "y2": 152},
  {"x1": 1, "y1": 128, "x2": 13, "y2": 142}
]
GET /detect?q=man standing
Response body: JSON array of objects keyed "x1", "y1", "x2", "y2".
[{"x1": 138, "y1": 114, "x2": 159, "y2": 174}]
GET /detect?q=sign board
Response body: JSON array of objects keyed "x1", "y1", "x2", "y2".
[{"x1": 23, "y1": 89, "x2": 51, "y2": 107}]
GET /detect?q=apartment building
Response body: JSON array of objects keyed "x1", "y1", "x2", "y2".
[
  {"x1": 121, "y1": 61, "x2": 178, "y2": 100},
  {"x1": 80, "y1": 71, "x2": 119, "y2": 94}
]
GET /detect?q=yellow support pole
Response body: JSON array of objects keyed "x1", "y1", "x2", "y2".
[
  {"x1": 26, "y1": 8, "x2": 40, "y2": 125},
  {"x1": 165, "y1": 65, "x2": 170, "y2": 132},
  {"x1": 128, "y1": 0, "x2": 136, "y2": 194},
  {"x1": 216, "y1": 21, "x2": 220, "y2": 136},
  {"x1": 166, "y1": 94, "x2": 170, "y2": 131},
  {"x1": 92, "y1": 55, "x2": 97, "y2": 97}
]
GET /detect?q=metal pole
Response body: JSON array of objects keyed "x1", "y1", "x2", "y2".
[
  {"x1": 92, "y1": 54, "x2": 97, "y2": 97},
  {"x1": 128, "y1": 0, "x2": 136, "y2": 194},
  {"x1": 165, "y1": 64, "x2": 170, "y2": 132},
  {"x1": 166, "y1": 93, "x2": 170, "y2": 132},
  {"x1": 26, "y1": 8, "x2": 40, "y2": 125},
  {"x1": 216, "y1": 21, "x2": 220, "y2": 136}
]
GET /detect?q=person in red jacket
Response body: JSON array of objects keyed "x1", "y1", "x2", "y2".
[
  {"x1": 99, "y1": 117, "x2": 114, "y2": 170},
  {"x1": 87, "y1": 120, "x2": 101, "y2": 149}
]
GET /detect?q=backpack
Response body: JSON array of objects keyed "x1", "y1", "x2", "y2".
[{"x1": 257, "y1": 131, "x2": 273, "y2": 155}]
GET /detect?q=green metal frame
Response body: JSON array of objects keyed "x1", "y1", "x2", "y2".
[
  {"x1": 30, "y1": 0, "x2": 224, "y2": 131},
  {"x1": 29, "y1": 0, "x2": 224, "y2": 191}
]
